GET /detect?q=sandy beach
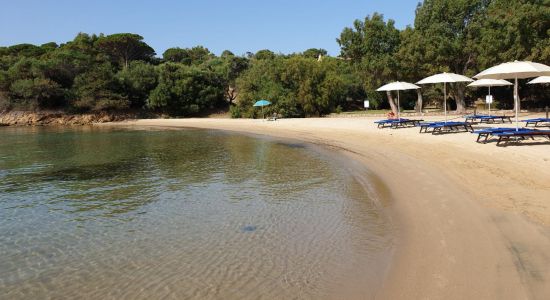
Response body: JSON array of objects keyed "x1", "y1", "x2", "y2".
[{"x1": 106, "y1": 116, "x2": 550, "y2": 299}]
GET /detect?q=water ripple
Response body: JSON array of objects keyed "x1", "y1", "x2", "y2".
[{"x1": 0, "y1": 126, "x2": 392, "y2": 299}]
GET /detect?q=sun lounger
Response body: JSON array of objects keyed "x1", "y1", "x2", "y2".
[
  {"x1": 374, "y1": 119, "x2": 397, "y2": 128},
  {"x1": 472, "y1": 127, "x2": 533, "y2": 143},
  {"x1": 465, "y1": 115, "x2": 512, "y2": 124},
  {"x1": 523, "y1": 118, "x2": 550, "y2": 127},
  {"x1": 419, "y1": 121, "x2": 473, "y2": 134},
  {"x1": 374, "y1": 119, "x2": 423, "y2": 129},
  {"x1": 493, "y1": 129, "x2": 550, "y2": 146}
]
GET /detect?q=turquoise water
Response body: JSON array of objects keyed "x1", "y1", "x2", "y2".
[{"x1": 0, "y1": 126, "x2": 392, "y2": 299}]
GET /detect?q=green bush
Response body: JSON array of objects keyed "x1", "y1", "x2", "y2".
[{"x1": 229, "y1": 105, "x2": 241, "y2": 118}]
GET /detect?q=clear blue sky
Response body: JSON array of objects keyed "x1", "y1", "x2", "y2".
[{"x1": 0, "y1": 0, "x2": 418, "y2": 56}]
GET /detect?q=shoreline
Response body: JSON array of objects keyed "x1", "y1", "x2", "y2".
[{"x1": 103, "y1": 117, "x2": 550, "y2": 299}]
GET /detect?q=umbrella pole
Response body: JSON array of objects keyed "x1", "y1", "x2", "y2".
[
  {"x1": 515, "y1": 77, "x2": 519, "y2": 131},
  {"x1": 488, "y1": 86, "x2": 491, "y2": 114},
  {"x1": 444, "y1": 82, "x2": 447, "y2": 123},
  {"x1": 397, "y1": 90, "x2": 400, "y2": 120}
]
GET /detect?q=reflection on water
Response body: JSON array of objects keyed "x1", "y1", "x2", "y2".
[{"x1": 0, "y1": 126, "x2": 392, "y2": 299}]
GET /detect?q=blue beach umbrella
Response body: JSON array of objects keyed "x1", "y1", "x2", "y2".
[{"x1": 253, "y1": 100, "x2": 271, "y2": 119}]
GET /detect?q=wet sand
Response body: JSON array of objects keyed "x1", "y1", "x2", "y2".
[{"x1": 106, "y1": 116, "x2": 550, "y2": 299}]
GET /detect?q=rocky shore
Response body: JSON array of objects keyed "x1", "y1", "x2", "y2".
[{"x1": 0, "y1": 111, "x2": 138, "y2": 126}]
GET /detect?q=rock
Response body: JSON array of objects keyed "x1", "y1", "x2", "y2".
[{"x1": 0, "y1": 111, "x2": 137, "y2": 126}]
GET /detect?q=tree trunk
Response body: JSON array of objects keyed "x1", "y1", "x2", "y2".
[
  {"x1": 386, "y1": 91, "x2": 398, "y2": 115},
  {"x1": 226, "y1": 86, "x2": 237, "y2": 104},
  {"x1": 415, "y1": 89, "x2": 423, "y2": 113},
  {"x1": 454, "y1": 83, "x2": 466, "y2": 113}
]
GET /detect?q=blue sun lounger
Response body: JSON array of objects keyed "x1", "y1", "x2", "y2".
[
  {"x1": 493, "y1": 129, "x2": 550, "y2": 146},
  {"x1": 466, "y1": 115, "x2": 512, "y2": 124},
  {"x1": 523, "y1": 118, "x2": 550, "y2": 127},
  {"x1": 374, "y1": 118, "x2": 423, "y2": 129},
  {"x1": 419, "y1": 121, "x2": 473, "y2": 134},
  {"x1": 473, "y1": 127, "x2": 533, "y2": 143}
]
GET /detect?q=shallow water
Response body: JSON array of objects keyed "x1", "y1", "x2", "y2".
[{"x1": 0, "y1": 126, "x2": 392, "y2": 299}]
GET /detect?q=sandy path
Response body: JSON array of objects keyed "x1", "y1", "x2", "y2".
[{"x1": 104, "y1": 117, "x2": 550, "y2": 299}]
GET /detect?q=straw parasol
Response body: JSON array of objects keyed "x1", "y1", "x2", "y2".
[
  {"x1": 467, "y1": 79, "x2": 512, "y2": 114},
  {"x1": 474, "y1": 61, "x2": 550, "y2": 130},
  {"x1": 417, "y1": 73, "x2": 473, "y2": 123},
  {"x1": 376, "y1": 81, "x2": 421, "y2": 120}
]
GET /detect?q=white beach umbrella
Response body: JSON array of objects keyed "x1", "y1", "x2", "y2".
[
  {"x1": 528, "y1": 76, "x2": 550, "y2": 84},
  {"x1": 467, "y1": 79, "x2": 512, "y2": 113},
  {"x1": 416, "y1": 72, "x2": 473, "y2": 122},
  {"x1": 528, "y1": 76, "x2": 550, "y2": 119},
  {"x1": 474, "y1": 61, "x2": 550, "y2": 130},
  {"x1": 376, "y1": 81, "x2": 421, "y2": 120}
]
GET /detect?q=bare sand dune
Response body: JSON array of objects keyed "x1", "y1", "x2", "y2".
[{"x1": 105, "y1": 117, "x2": 550, "y2": 299}]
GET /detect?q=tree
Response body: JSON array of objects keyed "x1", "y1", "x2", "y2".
[
  {"x1": 412, "y1": 0, "x2": 490, "y2": 112},
  {"x1": 162, "y1": 46, "x2": 213, "y2": 65},
  {"x1": 205, "y1": 55, "x2": 249, "y2": 105},
  {"x1": 184, "y1": 46, "x2": 214, "y2": 65},
  {"x1": 302, "y1": 48, "x2": 328, "y2": 59},
  {"x1": 40, "y1": 42, "x2": 59, "y2": 53},
  {"x1": 254, "y1": 49, "x2": 276, "y2": 60},
  {"x1": 7, "y1": 44, "x2": 46, "y2": 58},
  {"x1": 117, "y1": 61, "x2": 158, "y2": 107},
  {"x1": 72, "y1": 62, "x2": 129, "y2": 111},
  {"x1": 221, "y1": 50, "x2": 235, "y2": 58},
  {"x1": 9, "y1": 78, "x2": 63, "y2": 108},
  {"x1": 474, "y1": 0, "x2": 550, "y2": 68},
  {"x1": 163, "y1": 47, "x2": 188, "y2": 63},
  {"x1": 95, "y1": 33, "x2": 155, "y2": 69},
  {"x1": 337, "y1": 13, "x2": 401, "y2": 114},
  {"x1": 236, "y1": 56, "x2": 349, "y2": 118},
  {"x1": 395, "y1": 27, "x2": 429, "y2": 112},
  {"x1": 64, "y1": 32, "x2": 100, "y2": 54},
  {"x1": 148, "y1": 63, "x2": 224, "y2": 115}
]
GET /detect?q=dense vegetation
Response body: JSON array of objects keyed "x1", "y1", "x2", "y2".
[{"x1": 0, "y1": 0, "x2": 548, "y2": 118}]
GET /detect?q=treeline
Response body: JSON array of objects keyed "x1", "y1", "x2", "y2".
[{"x1": 0, "y1": 0, "x2": 548, "y2": 118}]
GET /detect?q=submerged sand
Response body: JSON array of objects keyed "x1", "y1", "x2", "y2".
[{"x1": 105, "y1": 116, "x2": 550, "y2": 299}]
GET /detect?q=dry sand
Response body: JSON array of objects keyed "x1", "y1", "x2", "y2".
[{"x1": 105, "y1": 116, "x2": 550, "y2": 299}]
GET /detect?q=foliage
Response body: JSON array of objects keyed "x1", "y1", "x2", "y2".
[
  {"x1": 473, "y1": 0, "x2": 550, "y2": 68},
  {"x1": 236, "y1": 56, "x2": 349, "y2": 117},
  {"x1": 338, "y1": 13, "x2": 402, "y2": 113},
  {"x1": 72, "y1": 63, "x2": 129, "y2": 111},
  {"x1": 95, "y1": 33, "x2": 155, "y2": 69},
  {"x1": 254, "y1": 49, "x2": 277, "y2": 60},
  {"x1": 229, "y1": 105, "x2": 242, "y2": 118},
  {"x1": 302, "y1": 48, "x2": 328, "y2": 59},
  {"x1": 117, "y1": 61, "x2": 158, "y2": 107},
  {"x1": 162, "y1": 46, "x2": 214, "y2": 65},
  {"x1": 147, "y1": 63, "x2": 224, "y2": 116},
  {"x1": 9, "y1": 78, "x2": 64, "y2": 109}
]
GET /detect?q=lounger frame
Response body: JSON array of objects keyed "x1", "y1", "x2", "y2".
[
  {"x1": 524, "y1": 118, "x2": 550, "y2": 127},
  {"x1": 494, "y1": 131, "x2": 550, "y2": 146},
  {"x1": 375, "y1": 119, "x2": 423, "y2": 129},
  {"x1": 419, "y1": 122, "x2": 473, "y2": 134},
  {"x1": 465, "y1": 115, "x2": 512, "y2": 124}
]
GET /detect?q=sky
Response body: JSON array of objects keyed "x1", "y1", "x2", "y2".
[{"x1": 0, "y1": 0, "x2": 419, "y2": 57}]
